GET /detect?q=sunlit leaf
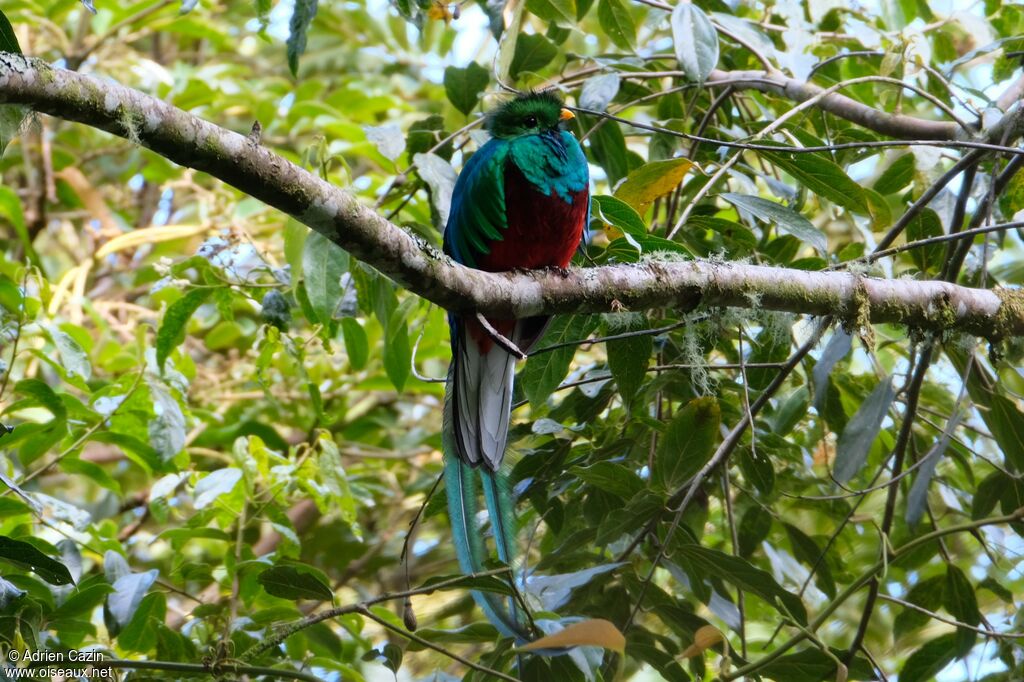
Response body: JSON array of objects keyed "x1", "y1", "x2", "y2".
[
  {"x1": 597, "y1": 0, "x2": 635, "y2": 50},
  {"x1": 615, "y1": 158, "x2": 693, "y2": 216},
  {"x1": 671, "y1": 3, "x2": 719, "y2": 84},
  {"x1": 517, "y1": 618, "x2": 625, "y2": 653}
]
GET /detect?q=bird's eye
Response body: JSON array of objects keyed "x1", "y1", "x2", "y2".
[{"x1": 524, "y1": 115, "x2": 538, "y2": 128}]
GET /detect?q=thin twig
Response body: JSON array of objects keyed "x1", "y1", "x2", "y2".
[
  {"x1": 475, "y1": 312, "x2": 526, "y2": 360},
  {"x1": 358, "y1": 606, "x2": 520, "y2": 682}
]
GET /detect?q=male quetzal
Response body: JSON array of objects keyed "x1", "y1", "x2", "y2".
[{"x1": 442, "y1": 91, "x2": 589, "y2": 640}]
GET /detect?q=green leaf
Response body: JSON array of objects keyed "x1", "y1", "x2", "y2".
[
  {"x1": 444, "y1": 62, "x2": 490, "y2": 116},
  {"x1": 107, "y1": 569, "x2": 159, "y2": 629},
  {"x1": 653, "y1": 397, "x2": 720, "y2": 490},
  {"x1": 579, "y1": 73, "x2": 621, "y2": 112},
  {"x1": 587, "y1": 117, "x2": 630, "y2": 185},
  {"x1": 811, "y1": 329, "x2": 852, "y2": 412},
  {"x1": 570, "y1": 461, "x2": 644, "y2": 500},
  {"x1": 118, "y1": 592, "x2": 166, "y2": 652},
  {"x1": 894, "y1": 575, "x2": 944, "y2": 640},
  {"x1": 302, "y1": 231, "x2": 349, "y2": 325},
  {"x1": 341, "y1": 318, "x2": 369, "y2": 370},
  {"x1": 948, "y1": 349, "x2": 1024, "y2": 471},
  {"x1": 671, "y1": 3, "x2": 719, "y2": 84},
  {"x1": 900, "y1": 633, "x2": 959, "y2": 682},
  {"x1": 383, "y1": 309, "x2": 411, "y2": 392},
  {"x1": 0, "y1": 9, "x2": 21, "y2": 53},
  {"x1": 193, "y1": 468, "x2": 243, "y2": 509},
  {"x1": 972, "y1": 471, "x2": 1007, "y2": 520},
  {"x1": 526, "y1": 0, "x2": 577, "y2": 27},
  {"x1": 0, "y1": 103, "x2": 28, "y2": 162},
  {"x1": 258, "y1": 563, "x2": 334, "y2": 600},
  {"x1": 47, "y1": 326, "x2": 91, "y2": 382},
  {"x1": 60, "y1": 457, "x2": 122, "y2": 495},
  {"x1": 873, "y1": 153, "x2": 916, "y2": 194},
  {"x1": 0, "y1": 498, "x2": 31, "y2": 518},
  {"x1": 905, "y1": 208, "x2": 944, "y2": 275},
  {"x1": 833, "y1": 375, "x2": 895, "y2": 483},
  {"x1": 284, "y1": 219, "x2": 308, "y2": 280},
  {"x1": 978, "y1": 576, "x2": 1014, "y2": 603},
  {"x1": 364, "y1": 123, "x2": 407, "y2": 163},
  {"x1": 721, "y1": 193, "x2": 827, "y2": 256},
  {"x1": 510, "y1": 33, "x2": 558, "y2": 79},
  {"x1": 156, "y1": 288, "x2": 211, "y2": 372},
  {"x1": 759, "y1": 647, "x2": 873, "y2": 682},
  {"x1": 760, "y1": 146, "x2": 868, "y2": 214},
  {"x1": 746, "y1": 326, "x2": 791, "y2": 391},
  {"x1": 364, "y1": 642, "x2": 403, "y2": 674},
  {"x1": 0, "y1": 536, "x2": 74, "y2": 585},
  {"x1": 943, "y1": 565, "x2": 980, "y2": 626},
  {"x1": 597, "y1": 0, "x2": 635, "y2": 50},
  {"x1": 417, "y1": 573, "x2": 514, "y2": 596},
  {"x1": 606, "y1": 313, "x2": 651, "y2": 407},
  {"x1": 147, "y1": 381, "x2": 186, "y2": 462},
  {"x1": 13, "y1": 379, "x2": 67, "y2": 422},
  {"x1": 675, "y1": 543, "x2": 807, "y2": 624},
  {"x1": 255, "y1": 0, "x2": 272, "y2": 29},
  {"x1": 615, "y1": 158, "x2": 693, "y2": 215},
  {"x1": 738, "y1": 446, "x2": 774, "y2": 494},
  {"x1": 0, "y1": 186, "x2": 36, "y2": 263},
  {"x1": 784, "y1": 524, "x2": 835, "y2": 598},
  {"x1": 592, "y1": 194, "x2": 647, "y2": 236},
  {"x1": 737, "y1": 506, "x2": 771, "y2": 558},
  {"x1": 521, "y1": 315, "x2": 599, "y2": 408},
  {"x1": 905, "y1": 413, "x2": 955, "y2": 528},
  {"x1": 286, "y1": 0, "x2": 318, "y2": 76}
]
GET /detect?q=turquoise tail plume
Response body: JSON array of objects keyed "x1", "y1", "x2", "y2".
[{"x1": 442, "y1": 364, "x2": 529, "y2": 641}]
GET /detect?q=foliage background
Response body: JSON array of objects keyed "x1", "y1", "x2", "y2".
[{"x1": 1, "y1": 0, "x2": 1024, "y2": 680}]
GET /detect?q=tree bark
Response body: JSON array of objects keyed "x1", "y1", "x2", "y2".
[{"x1": 1, "y1": 53, "x2": 1022, "y2": 339}]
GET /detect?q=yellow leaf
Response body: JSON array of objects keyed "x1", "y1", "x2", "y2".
[
  {"x1": 680, "y1": 624, "x2": 723, "y2": 658},
  {"x1": 427, "y1": 1, "x2": 453, "y2": 22},
  {"x1": 615, "y1": 158, "x2": 693, "y2": 215},
  {"x1": 95, "y1": 224, "x2": 208, "y2": 259},
  {"x1": 516, "y1": 619, "x2": 625, "y2": 653}
]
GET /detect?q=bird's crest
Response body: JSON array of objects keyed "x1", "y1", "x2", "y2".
[{"x1": 486, "y1": 90, "x2": 573, "y2": 139}]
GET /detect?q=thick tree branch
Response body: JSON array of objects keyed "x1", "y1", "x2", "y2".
[
  {"x1": 705, "y1": 69, "x2": 966, "y2": 140},
  {"x1": 1, "y1": 53, "x2": 1022, "y2": 339}
]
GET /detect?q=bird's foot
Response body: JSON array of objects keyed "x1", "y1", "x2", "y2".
[{"x1": 543, "y1": 265, "x2": 571, "y2": 278}]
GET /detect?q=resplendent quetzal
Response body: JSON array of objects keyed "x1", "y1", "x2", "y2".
[{"x1": 442, "y1": 91, "x2": 589, "y2": 640}]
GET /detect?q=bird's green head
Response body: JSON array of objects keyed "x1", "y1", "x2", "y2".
[{"x1": 485, "y1": 91, "x2": 575, "y2": 139}]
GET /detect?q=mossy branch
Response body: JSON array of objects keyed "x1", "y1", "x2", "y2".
[{"x1": 0, "y1": 53, "x2": 1021, "y2": 339}]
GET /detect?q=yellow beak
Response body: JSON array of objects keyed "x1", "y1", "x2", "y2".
[{"x1": 560, "y1": 108, "x2": 576, "y2": 121}]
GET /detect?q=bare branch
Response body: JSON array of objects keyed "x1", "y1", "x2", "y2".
[{"x1": 705, "y1": 69, "x2": 965, "y2": 140}]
